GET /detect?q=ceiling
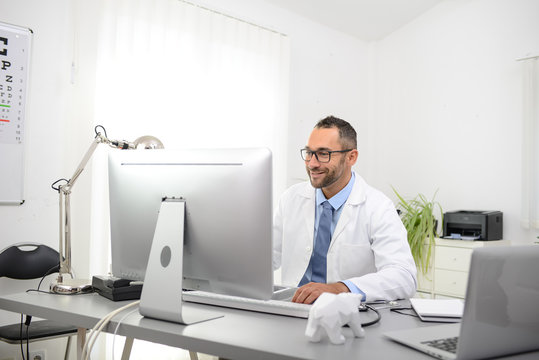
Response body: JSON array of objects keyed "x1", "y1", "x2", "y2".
[{"x1": 264, "y1": 0, "x2": 444, "y2": 41}]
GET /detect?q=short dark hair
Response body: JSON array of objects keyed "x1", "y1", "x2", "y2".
[{"x1": 315, "y1": 116, "x2": 357, "y2": 149}]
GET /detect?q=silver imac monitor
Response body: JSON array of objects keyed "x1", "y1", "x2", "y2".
[{"x1": 108, "y1": 148, "x2": 273, "y2": 300}]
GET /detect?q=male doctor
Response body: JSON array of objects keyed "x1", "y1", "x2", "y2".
[{"x1": 273, "y1": 116, "x2": 417, "y2": 304}]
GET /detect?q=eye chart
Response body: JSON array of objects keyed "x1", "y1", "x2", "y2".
[{"x1": 0, "y1": 22, "x2": 32, "y2": 205}]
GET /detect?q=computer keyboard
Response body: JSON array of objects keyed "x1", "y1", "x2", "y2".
[
  {"x1": 182, "y1": 289, "x2": 312, "y2": 318},
  {"x1": 422, "y1": 336, "x2": 459, "y2": 354}
]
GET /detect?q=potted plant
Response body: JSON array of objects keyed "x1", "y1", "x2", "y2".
[{"x1": 392, "y1": 188, "x2": 443, "y2": 275}]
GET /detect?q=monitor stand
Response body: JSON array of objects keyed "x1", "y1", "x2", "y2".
[{"x1": 139, "y1": 197, "x2": 223, "y2": 324}]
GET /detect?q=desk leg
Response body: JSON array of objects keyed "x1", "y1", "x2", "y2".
[
  {"x1": 189, "y1": 351, "x2": 199, "y2": 360},
  {"x1": 64, "y1": 336, "x2": 72, "y2": 360},
  {"x1": 121, "y1": 337, "x2": 134, "y2": 360},
  {"x1": 77, "y1": 327, "x2": 86, "y2": 360}
]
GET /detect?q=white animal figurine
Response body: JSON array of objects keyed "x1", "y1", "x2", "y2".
[{"x1": 305, "y1": 292, "x2": 365, "y2": 345}]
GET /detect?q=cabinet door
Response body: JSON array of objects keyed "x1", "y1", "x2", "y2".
[
  {"x1": 416, "y1": 266, "x2": 433, "y2": 293},
  {"x1": 434, "y1": 269, "x2": 468, "y2": 298},
  {"x1": 435, "y1": 246, "x2": 472, "y2": 271}
]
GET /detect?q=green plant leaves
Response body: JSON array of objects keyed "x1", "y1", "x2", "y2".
[{"x1": 393, "y1": 188, "x2": 443, "y2": 275}]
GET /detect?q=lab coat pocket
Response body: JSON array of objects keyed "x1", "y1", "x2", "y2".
[{"x1": 335, "y1": 243, "x2": 374, "y2": 280}]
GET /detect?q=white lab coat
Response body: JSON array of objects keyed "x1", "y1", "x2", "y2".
[{"x1": 273, "y1": 172, "x2": 417, "y2": 301}]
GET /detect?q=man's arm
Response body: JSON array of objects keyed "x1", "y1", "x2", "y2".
[{"x1": 342, "y1": 202, "x2": 417, "y2": 302}]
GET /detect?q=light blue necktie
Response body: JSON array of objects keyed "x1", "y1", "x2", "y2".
[{"x1": 299, "y1": 200, "x2": 333, "y2": 285}]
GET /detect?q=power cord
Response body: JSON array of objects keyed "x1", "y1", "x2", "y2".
[
  {"x1": 111, "y1": 307, "x2": 139, "y2": 360},
  {"x1": 19, "y1": 314, "x2": 25, "y2": 360},
  {"x1": 390, "y1": 307, "x2": 419, "y2": 318},
  {"x1": 26, "y1": 264, "x2": 92, "y2": 295},
  {"x1": 36, "y1": 264, "x2": 60, "y2": 291},
  {"x1": 18, "y1": 314, "x2": 33, "y2": 360},
  {"x1": 19, "y1": 264, "x2": 59, "y2": 360},
  {"x1": 82, "y1": 300, "x2": 140, "y2": 360}
]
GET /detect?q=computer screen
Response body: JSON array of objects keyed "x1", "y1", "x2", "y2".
[{"x1": 108, "y1": 148, "x2": 273, "y2": 300}]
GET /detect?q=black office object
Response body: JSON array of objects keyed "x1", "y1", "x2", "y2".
[
  {"x1": 0, "y1": 243, "x2": 77, "y2": 359},
  {"x1": 443, "y1": 210, "x2": 503, "y2": 241},
  {"x1": 92, "y1": 275, "x2": 143, "y2": 301}
]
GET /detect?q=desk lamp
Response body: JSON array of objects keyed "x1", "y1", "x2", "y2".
[{"x1": 50, "y1": 125, "x2": 164, "y2": 294}]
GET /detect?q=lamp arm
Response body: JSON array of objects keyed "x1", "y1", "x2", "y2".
[
  {"x1": 52, "y1": 126, "x2": 163, "y2": 290},
  {"x1": 63, "y1": 134, "x2": 108, "y2": 193},
  {"x1": 57, "y1": 133, "x2": 109, "y2": 281}
]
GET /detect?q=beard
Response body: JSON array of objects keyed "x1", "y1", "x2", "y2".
[{"x1": 306, "y1": 157, "x2": 346, "y2": 189}]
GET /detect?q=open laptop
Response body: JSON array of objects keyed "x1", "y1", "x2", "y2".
[{"x1": 385, "y1": 245, "x2": 539, "y2": 359}]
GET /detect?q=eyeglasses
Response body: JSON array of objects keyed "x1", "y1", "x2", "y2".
[{"x1": 300, "y1": 148, "x2": 353, "y2": 163}]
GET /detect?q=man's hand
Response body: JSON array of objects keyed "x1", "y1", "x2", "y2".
[{"x1": 292, "y1": 282, "x2": 350, "y2": 304}]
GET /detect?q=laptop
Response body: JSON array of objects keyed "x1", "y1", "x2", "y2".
[{"x1": 385, "y1": 245, "x2": 539, "y2": 359}]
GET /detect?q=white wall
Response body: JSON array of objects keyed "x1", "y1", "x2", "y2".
[
  {"x1": 0, "y1": 0, "x2": 366, "y2": 357},
  {"x1": 0, "y1": 0, "x2": 72, "y2": 253},
  {"x1": 368, "y1": 0, "x2": 539, "y2": 244},
  {"x1": 0, "y1": 1, "x2": 79, "y2": 357},
  {"x1": 188, "y1": 0, "x2": 369, "y2": 186}
]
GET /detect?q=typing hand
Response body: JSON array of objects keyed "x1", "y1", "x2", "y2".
[{"x1": 292, "y1": 282, "x2": 350, "y2": 304}]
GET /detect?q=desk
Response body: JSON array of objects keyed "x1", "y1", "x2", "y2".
[{"x1": 0, "y1": 292, "x2": 537, "y2": 360}]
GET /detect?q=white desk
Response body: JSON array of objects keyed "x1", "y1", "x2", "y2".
[{"x1": 1, "y1": 292, "x2": 537, "y2": 360}]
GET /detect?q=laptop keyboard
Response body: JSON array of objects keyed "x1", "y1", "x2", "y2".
[{"x1": 422, "y1": 336, "x2": 459, "y2": 354}]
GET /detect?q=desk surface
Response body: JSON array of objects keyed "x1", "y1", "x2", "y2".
[{"x1": 1, "y1": 292, "x2": 537, "y2": 360}]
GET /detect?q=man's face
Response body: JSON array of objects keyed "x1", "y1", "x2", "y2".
[{"x1": 304, "y1": 127, "x2": 351, "y2": 193}]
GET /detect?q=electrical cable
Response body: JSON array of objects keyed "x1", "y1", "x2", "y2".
[
  {"x1": 36, "y1": 263, "x2": 61, "y2": 291},
  {"x1": 27, "y1": 263, "x2": 88, "y2": 295},
  {"x1": 82, "y1": 300, "x2": 140, "y2": 360},
  {"x1": 111, "y1": 308, "x2": 139, "y2": 360},
  {"x1": 83, "y1": 305, "x2": 130, "y2": 360},
  {"x1": 19, "y1": 314, "x2": 25, "y2": 360},
  {"x1": 95, "y1": 124, "x2": 107, "y2": 138},
  {"x1": 18, "y1": 263, "x2": 62, "y2": 360},
  {"x1": 25, "y1": 316, "x2": 30, "y2": 360},
  {"x1": 18, "y1": 313, "x2": 34, "y2": 360},
  {"x1": 390, "y1": 307, "x2": 419, "y2": 318},
  {"x1": 51, "y1": 178, "x2": 69, "y2": 192}
]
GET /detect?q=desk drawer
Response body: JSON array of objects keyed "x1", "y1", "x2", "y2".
[
  {"x1": 416, "y1": 267, "x2": 433, "y2": 293},
  {"x1": 434, "y1": 269, "x2": 467, "y2": 297},
  {"x1": 435, "y1": 246, "x2": 472, "y2": 271}
]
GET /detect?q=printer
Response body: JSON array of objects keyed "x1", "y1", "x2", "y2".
[{"x1": 443, "y1": 210, "x2": 503, "y2": 241}]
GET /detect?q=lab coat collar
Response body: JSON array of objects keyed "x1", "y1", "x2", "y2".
[
  {"x1": 329, "y1": 172, "x2": 367, "y2": 248},
  {"x1": 346, "y1": 172, "x2": 367, "y2": 206}
]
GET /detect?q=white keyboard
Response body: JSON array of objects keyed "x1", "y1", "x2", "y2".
[{"x1": 182, "y1": 290, "x2": 311, "y2": 318}]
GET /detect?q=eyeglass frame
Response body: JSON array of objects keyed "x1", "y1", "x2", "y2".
[{"x1": 300, "y1": 148, "x2": 354, "y2": 163}]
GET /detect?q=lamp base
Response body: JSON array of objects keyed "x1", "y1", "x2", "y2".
[{"x1": 50, "y1": 278, "x2": 93, "y2": 295}]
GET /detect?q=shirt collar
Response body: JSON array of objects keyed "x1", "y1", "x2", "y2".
[{"x1": 316, "y1": 172, "x2": 356, "y2": 210}]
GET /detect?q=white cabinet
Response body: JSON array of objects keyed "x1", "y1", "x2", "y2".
[{"x1": 416, "y1": 238, "x2": 510, "y2": 299}]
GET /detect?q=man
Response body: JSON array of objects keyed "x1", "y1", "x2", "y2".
[{"x1": 273, "y1": 116, "x2": 417, "y2": 304}]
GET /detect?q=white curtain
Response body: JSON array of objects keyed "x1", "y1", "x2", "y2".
[
  {"x1": 521, "y1": 56, "x2": 539, "y2": 229},
  {"x1": 88, "y1": 0, "x2": 289, "y2": 277}
]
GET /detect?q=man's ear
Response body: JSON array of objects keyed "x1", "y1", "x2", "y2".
[{"x1": 348, "y1": 149, "x2": 359, "y2": 165}]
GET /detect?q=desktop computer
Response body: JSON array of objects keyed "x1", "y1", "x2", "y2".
[
  {"x1": 107, "y1": 147, "x2": 274, "y2": 300},
  {"x1": 104, "y1": 147, "x2": 310, "y2": 318}
]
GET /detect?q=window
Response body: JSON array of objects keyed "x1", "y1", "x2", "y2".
[
  {"x1": 521, "y1": 55, "x2": 539, "y2": 230},
  {"x1": 89, "y1": 0, "x2": 289, "y2": 278}
]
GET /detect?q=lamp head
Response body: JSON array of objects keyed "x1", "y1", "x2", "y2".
[{"x1": 133, "y1": 135, "x2": 165, "y2": 149}]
